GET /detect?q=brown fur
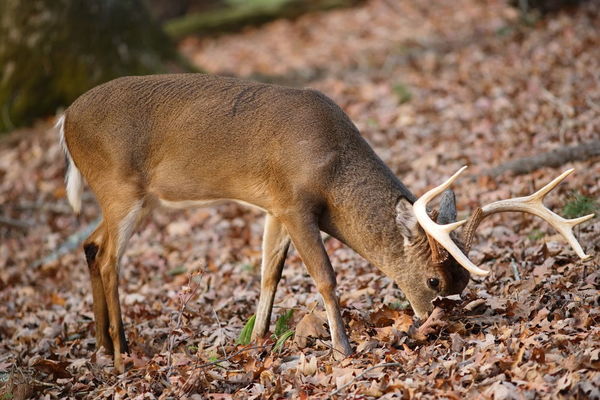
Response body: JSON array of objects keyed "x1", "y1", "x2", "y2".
[{"x1": 63, "y1": 74, "x2": 469, "y2": 371}]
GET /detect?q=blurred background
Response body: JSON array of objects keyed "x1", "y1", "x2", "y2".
[{"x1": 0, "y1": 0, "x2": 594, "y2": 133}]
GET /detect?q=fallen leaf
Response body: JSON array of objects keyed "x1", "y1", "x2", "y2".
[
  {"x1": 417, "y1": 307, "x2": 447, "y2": 337},
  {"x1": 293, "y1": 311, "x2": 328, "y2": 348},
  {"x1": 32, "y1": 359, "x2": 72, "y2": 379}
]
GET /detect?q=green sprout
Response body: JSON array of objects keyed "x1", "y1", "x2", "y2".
[{"x1": 562, "y1": 194, "x2": 598, "y2": 219}]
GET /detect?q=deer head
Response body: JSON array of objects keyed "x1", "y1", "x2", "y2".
[
  {"x1": 393, "y1": 190, "x2": 470, "y2": 318},
  {"x1": 403, "y1": 166, "x2": 594, "y2": 317}
]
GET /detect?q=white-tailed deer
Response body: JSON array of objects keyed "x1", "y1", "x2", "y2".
[{"x1": 58, "y1": 74, "x2": 593, "y2": 372}]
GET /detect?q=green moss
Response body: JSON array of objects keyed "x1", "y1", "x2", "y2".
[
  {"x1": 528, "y1": 229, "x2": 545, "y2": 241},
  {"x1": 392, "y1": 82, "x2": 413, "y2": 104}
]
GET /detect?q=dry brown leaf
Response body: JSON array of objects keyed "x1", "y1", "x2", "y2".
[
  {"x1": 417, "y1": 307, "x2": 447, "y2": 337},
  {"x1": 293, "y1": 311, "x2": 329, "y2": 348},
  {"x1": 332, "y1": 367, "x2": 362, "y2": 390},
  {"x1": 32, "y1": 359, "x2": 72, "y2": 379}
]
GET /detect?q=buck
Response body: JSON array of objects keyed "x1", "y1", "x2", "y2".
[{"x1": 58, "y1": 74, "x2": 593, "y2": 372}]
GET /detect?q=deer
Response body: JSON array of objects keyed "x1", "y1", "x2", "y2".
[{"x1": 58, "y1": 74, "x2": 594, "y2": 372}]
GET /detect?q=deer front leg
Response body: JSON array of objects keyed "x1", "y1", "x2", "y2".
[
  {"x1": 252, "y1": 214, "x2": 291, "y2": 340},
  {"x1": 282, "y1": 213, "x2": 352, "y2": 360}
]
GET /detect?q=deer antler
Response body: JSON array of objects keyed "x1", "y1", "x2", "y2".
[
  {"x1": 462, "y1": 168, "x2": 594, "y2": 260},
  {"x1": 414, "y1": 167, "x2": 594, "y2": 277},
  {"x1": 413, "y1": 166, "x2": 489, "y2": 276},
  {"x1": 424, "y1": 209, "x2": 449, "y2": 264}
]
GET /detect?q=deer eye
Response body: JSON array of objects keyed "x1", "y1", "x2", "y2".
[{"x1": 427, "y1": 277, "x2": 440, "y2": 290}]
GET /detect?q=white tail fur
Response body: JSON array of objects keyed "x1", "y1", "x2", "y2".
[{"x1": 57, "y1": 115, "x2": 83, "y2": 214}]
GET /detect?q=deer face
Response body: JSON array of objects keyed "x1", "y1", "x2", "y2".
[
  {"x1": 395, "y1": 166, "x2": 593, "y2": 319},
  {"x1": 398, "y1": 233, "x2": 470, "y2": 318},
  {"x1": 395, "y1": 190, "x2": 469, "y2": 318}
]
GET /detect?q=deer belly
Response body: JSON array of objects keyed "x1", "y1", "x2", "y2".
[{"x1": 159, "y1": 198, "x2": 265, "y2": 212}]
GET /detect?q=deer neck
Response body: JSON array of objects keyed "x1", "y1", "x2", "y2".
[{"x1": 321, "y1": 153, "x2": 415, "y2": 274}]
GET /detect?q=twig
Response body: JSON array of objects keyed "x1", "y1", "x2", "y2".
[
  {"x1": 178, "y1": 344, "x2": 267, "y2": 396},
  {"x1": 95, "y1": 378, "x2": 123, "y2": 398},
  {"x1": 30, "y1": 217, "x2": 101, "y2": 268},
  {"x1": 212, "y1": 307, "x2": 227, "y2": 358},
  {"x1": 510, "y1": 261, "x2": 521, "y2": 281},
  {"x1": 167, "y1": 273, "x2": 201, "y2": 376},
  {"x1": 30, "y1": 378, "x2": 59, "y2": 388},
  {"x1": 329, "y1": 362, "x2": 403, "y2": 397},
  {"x1": 316, "y1": 339, "x2": 350, "y2": 360}
]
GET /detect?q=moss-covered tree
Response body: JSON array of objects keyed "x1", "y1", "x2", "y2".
[
  {"x1": 0, "y1": 0, "x2": 180, "y2": 132},
  {"x1": 163, "y1": 0, "x2": 362, "y2": 39}
]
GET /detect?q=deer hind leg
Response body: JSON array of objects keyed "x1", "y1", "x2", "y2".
[
  {"x1": 96, "y1": 195, "x2": 145, "y2": 372},
  {"x1": 83, "y1": 222, "x2": 112, "y2": 353},
  {"x1": 282, "y1": 212, "x2": 352, "y2": 360},
  {"x1": 252, "y1": 214, "x2": 291, "y2": 340}
]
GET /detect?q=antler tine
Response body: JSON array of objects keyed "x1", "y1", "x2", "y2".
[
  {"x1": 413, "y1": 166, "x2": 490, "y2": 276},
  {"x1": 462, "y1": 207, "x2": 484, "y2": 252},
  {"x1": 425, "y1": 209, "x2": 448, "y2": 264},
  {"x1": 530, "y1": 168, "x2": 574, "y2": 200},
  {"x1": 478, "y1": 169, "x2": 594, "y2": 260}
]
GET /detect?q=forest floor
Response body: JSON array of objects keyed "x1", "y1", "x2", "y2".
[{"x1": 1, "y1": 0, "x2": 599, "y2": 398}]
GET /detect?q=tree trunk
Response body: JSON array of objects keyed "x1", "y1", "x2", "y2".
[{"x1": 0, "y1": 0, "x2": 180, "y2": 132}]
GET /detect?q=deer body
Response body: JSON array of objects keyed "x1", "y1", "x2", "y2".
[{"x1": 61, "y1": 74, "x2": 593, "y2": 372}]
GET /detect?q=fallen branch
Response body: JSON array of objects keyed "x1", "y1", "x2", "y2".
[
  {"x1": 0, "y1": 216, "x2": 34, "y2": 231},
  {"x1": 329, "y1": 362, "x2": 403, "y2": 397},
  {"x1": 16, "y1": 200, "x2": 73, "y2": 214},
  {"x1": 484, "y1": 140, "x2": 600, "y2": 177},
  {"x1": 30, "y1": 217, "x2": 101, "y2": 268}
]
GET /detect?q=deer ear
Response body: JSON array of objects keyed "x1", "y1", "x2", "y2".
[
  {"x1": 436, "y1": 189, "x2": 456, "y2": 225},
  {"x1": 437, "y1": 189, "x2": 457, "y2": 224},
  {"x1": 396, "y1": 197, "x2": 418, "y2": 239}
]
